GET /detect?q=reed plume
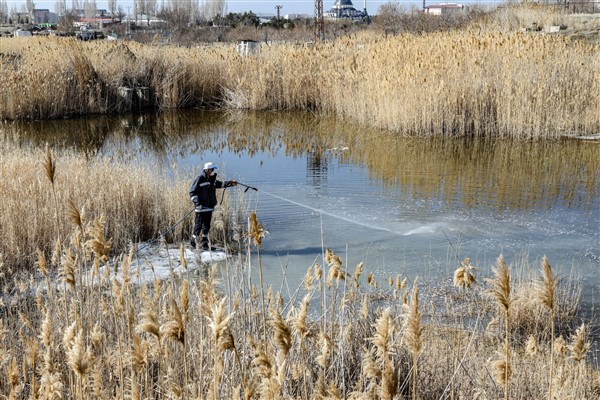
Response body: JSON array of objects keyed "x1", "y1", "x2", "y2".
[
  {"x1": 525, "y1": 335, "x2": 538, "y2": 357},
  {"x1": 136, "y1": 309, "x2": 160, "y2": 341},
  {"x1": 488, "y1": 255, "x2": 511, "y2": 400},
  {"x1": 67, "y1": 330, "x2": 93, "y2": 377},
  {"x1": 43, "y1": 142, "x2": 55, "y2": 185},
  {"x1": 67, "y1": 198, "x2": 83, "y2": 232},
  {"x1": 249, "y1": 212, "x2": 268, "y2": 348},
  {"x1": 453, "y1": 257, "x2": 477, "y2": 291},
  {"x1": 536, "y1": 256, "x2": 557, "y2": 400},
  {"x1": 325, "y1": 248, "x2": 346, "y2": 287},
  {"x1": 404, "y1": 283, "x2": 423, "y2": 400},
  {"x1": 86, "y1": 216, "x2": 113, "y2": 263},
  {"x1": 371, "y1": 307, "x2": 397, "y2": 399},
  {"x1": 567, "y1": 323, "x2": 590, "y2": 363},
  {"x1": 208, "y1": 298, "x2": 234, "y2": 398},
  {"x1": 160, "y1": 298, "x2": 185, "y2": 345},
  {"x1": 43, "y1": 142, "x2": 63, "y2": 252},
  {"x1": 492, "y1": 356, "x2": 512, "y2": 386}
]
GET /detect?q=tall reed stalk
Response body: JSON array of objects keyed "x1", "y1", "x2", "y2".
[
  {"x1": 489, "y1": 255, "x2": 512, "y2": 400},
  {"x1": 249, "y1": 212, "x2": 268, "y2": 349},
  {"x1": 536, "y1": 256, "x2": 557, "y2": 400}
]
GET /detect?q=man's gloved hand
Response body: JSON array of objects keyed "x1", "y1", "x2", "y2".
[
  {"x1": 225, "y1": 180, "x2": 237, "y2": 187},
  {"x1": 194, "y1": 202, "x2": 202, "y2": 212}
]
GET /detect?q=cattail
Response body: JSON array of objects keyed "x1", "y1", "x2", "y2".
[{"x1": 568, "y1": 323, "x2": 590, "y2": 363}]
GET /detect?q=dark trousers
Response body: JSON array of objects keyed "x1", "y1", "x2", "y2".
[{"x1": 193, "y1": 210, "x2": 213, "y2": 246}]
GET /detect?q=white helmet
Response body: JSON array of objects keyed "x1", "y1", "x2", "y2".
[{"x1": 203, "y1": 162, "x2": 218, "y2": 171}]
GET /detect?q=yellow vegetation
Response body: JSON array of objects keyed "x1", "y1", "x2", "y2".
[{"x1": 1, "y1": 26, "x2": 598, "y2": 138}]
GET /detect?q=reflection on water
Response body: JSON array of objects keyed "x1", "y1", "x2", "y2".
[{"x1": 4, "y1": 109, "x2": 598, "y2": 213}]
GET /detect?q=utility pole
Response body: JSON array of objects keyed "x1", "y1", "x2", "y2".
[
  {"x1": 314, "y1": 0, "x2": 323, "y2": 41},
  {"x1": 126, "y1": 5, "x2": 130, "y2": 34},
  {"x1": 275, "y1": 4, "x2": 282, "y2": 20}
]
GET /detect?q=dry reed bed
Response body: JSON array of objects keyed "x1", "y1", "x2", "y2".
[
  {"x1": 0, "y1": 140, "x2": 201, "y2": 273},
  {"x1": 0, "y1": 217, "x2": 597, "y2": 399},
  {"x1": 1, "y1": 28, "x2": 599, "y2": 138},
  {"x1": 0, "y1": 142, "x2": 597, "y2": 399}
]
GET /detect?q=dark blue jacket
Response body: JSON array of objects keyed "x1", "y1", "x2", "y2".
[{"x1": 189, "y1": 173, "x2": 224, "y2": 211}]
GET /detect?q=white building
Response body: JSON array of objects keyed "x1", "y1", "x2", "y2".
[{"x1": 423, "y1": 3, "x2": 465, "y2": 15}]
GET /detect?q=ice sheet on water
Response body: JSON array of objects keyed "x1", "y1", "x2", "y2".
[{"x1": 95, "y1": 242, "x2": 228, "y2": 285}]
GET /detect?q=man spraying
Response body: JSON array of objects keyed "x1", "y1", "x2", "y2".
[{"x1": 189, "y1": 162, "x2": 237, "y2": 250}]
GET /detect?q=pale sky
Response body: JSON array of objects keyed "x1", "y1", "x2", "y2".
[{"x1": 5, "y1": 0, "x2": 407, "y2": 16}]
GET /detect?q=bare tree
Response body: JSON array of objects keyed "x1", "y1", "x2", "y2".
[
  {"x1": 83, "y1": 0, "x2": 96, "y2": 18},
  {"x1": 108, "y1": 0, "x2": 117, "y2": 21},
  {"x1": 375, "y1": 1, "x2": 405, "y2": 36},
  {"x1": 0, "y1": 0, "x2": 8, "y2": 24},
  {"x1": 159, "y1": 0, "x2": 199, "y2": 28},
  {"x1": 202, "y1": 0, "x2": 225, "y2": 21},
  {"x1": 55, "y1": 0, "x2": 67, "y2": 17}
]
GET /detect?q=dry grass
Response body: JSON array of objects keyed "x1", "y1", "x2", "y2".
[
  {"x1": 0, "y1": 154, "x2": 596, "y2": 397},
  {"x1": 1, "y1": 6, "x2": 599, "y2": 139},
  {"x1": 0, "y1": 139, "x2": 236, "y2": 276},
  {"x1": 0, "y1": 210, "x2": 596, "y2": 399}
]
